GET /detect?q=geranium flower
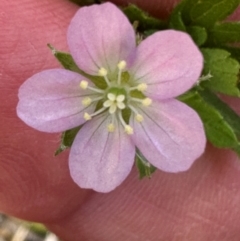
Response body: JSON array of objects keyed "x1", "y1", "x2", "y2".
[{"x1": 17, "y1": 2, "x2": 206, "y2": 192}]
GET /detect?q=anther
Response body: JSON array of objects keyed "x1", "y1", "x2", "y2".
[
  {"x1": 107, "y1": 123, "x2": 115, "y2": 132},
  {"x1": 82, "y1": 97, "x2": 92, "y2": 107},
  {"x1": 98, "y1": 67, "x2": 108, "y2": 76},
  {"x1": 135, "y1": 114, "x2": 144, "y2": 122},
  {"x1": 142, "y1": 98, "x2": 152, "y2": 106},
  {"x1": 137, "y1": 83, "x2": 148, "y2": 92},
  {"x1": 84, "y1": 113, "x2": 92, "y2": 121},
  {"x1": 80, "y1": 80, "x2": 88, "y2": 89},
  {"x1": 125, "y1": 125, "x2": 134, "y2": 135},
  {"x1": 117, "y1": 60, "x2": 127, "y2": 70}
]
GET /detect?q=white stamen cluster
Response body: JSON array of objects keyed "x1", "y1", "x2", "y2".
[{"x1": 79, "y1": 60, "x2": 152, "y2": 134}]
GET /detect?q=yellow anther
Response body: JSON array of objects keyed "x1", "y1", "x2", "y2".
[
  {"x1": 107, "y1": 123, "x2": 115, "y2": 132},
  {"x1": 98, "y1": 67, "x2": 108, "y2": 76},
  {"x1": 84, "y1": 112, "x2": 92, "y2": 121},
  {"x1": 82, "y1": 97, "x2": 92, "y2": 107},
  {"x1": 142, "y1": 98, "x2": 152, "y2": 106},
  {"x1": 117, "y1": 60, "x2": 127, "y2": 70},
  {"x1": 135, "y1": 114, "x2": 144, "y2": 122},
  {"x1": 137, "y1": 83, "x2": 148, "y2": 92},
  {"x1": 125, "y1": 125, "x2": 133, "y2": 135},
  {"x1": 80, "y1": 80, "x2": 88, "y2": 89}
]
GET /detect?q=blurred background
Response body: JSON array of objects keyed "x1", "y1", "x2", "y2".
[{"x1": 0, "y1": 214, "x2": 59, "y2": 241}]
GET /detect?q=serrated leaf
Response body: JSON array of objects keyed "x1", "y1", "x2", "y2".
[
  {"x1": 123, "y1": 4, "x2": 167, "y2": 32},
  {"x1": 200, "y1": 48, "x2": 240, "y2": 96},
  {"x1": 222, "y1": 46, "x2": 240, "y2": 63},
  {"x1": 168, "y1": 1, "x2": 186, "y2": 31},
  {"x1": 135, "y1": 149, "x2": 156, "y2": 179},
  {"x1": 179, "y1": 89, "x2": 240, "y2": 154},
  {"x1": 55, "y1": 126, "x2": 81, "y2": 155},
  {"x1": 187, "y1": 26, "x2": 207, "y2": 46},
  {"x1": 208, "y1": 22, "x2": 240, "y2": 45},
  {"x1": 181, "y1": 0, "x2": 240, "y2": 28},
  {"x1": 47, "y1": 44, "x2": 106, "y2": 89},
  {"x1": 169, "y1": 11, "x2": 186, "y2": 31}
]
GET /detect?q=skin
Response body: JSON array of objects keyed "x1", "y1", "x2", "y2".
[{"x1": 1, "y1": 0, "x2": 240, "y2": 240}]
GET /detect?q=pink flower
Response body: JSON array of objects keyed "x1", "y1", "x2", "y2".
[{"x1": 17, "y1": 3, "x2": 206, "y2": 192}]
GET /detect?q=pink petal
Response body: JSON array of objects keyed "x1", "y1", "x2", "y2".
[
  {"x1": 130, "y1": 100, "x2": 206, "y2": 172},
  {"x1": 17, "y1": 69, "x2": 95, "y2": 132},
  {"x1": 69, "y1": 113, "x2": 135, "y2": 193},
  {"x1": 67, "y1": 2, "x2": 136, "y2": 75},
  {"x1": 130, "y1": 30, "x2": 203, "y2": 99}
]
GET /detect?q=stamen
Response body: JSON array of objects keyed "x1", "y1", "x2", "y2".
[
  {"x1": 125, "y1": 125, "x2": 133, "y2": 135},
  {"x1": 129, "y1": 83, "x2": 148, "y2": 92},
  {"x1": 82, "y1": 97, "x2": 92, "y2": 107},
  {"x1": 98, "y1": 67, "x2": 108, "y2": 76},
  {"x1": 84, "y1": 112, "x2": 92, "y2": 121},
  {"x1": 117, "y1": 60, "x2": 127, "y2": 85},
  {"x1": 80, "y1": 80, "x2": 88, "y2": 89},
  {"x1": 135, "y1": 114, "x2": 144, "y2": 122},
  {"x1": 142, "y1": 98, "x2": 152, "y2": 106},
  {"x1": 84, "y1": 106, "x2": 107, "y2": 121},
  {"x1": 129, "y1": 105, "x2": 144, "y2": 122},
  {"x1": 118, "y1": 111, "x2": 134, "y2": 135},
  {"x1": 79, "y1": 80, "x2": 104, "y2": 94},
  {"x1": 117, "y1": 60, "x2": 127, "y2": 70},
  {"x1": 98, "y1": 67, "x2": 110, "y2": 86},
  {"x1": 107, "y1": 123, "x2": 115, "y2": 132},
  {"x1": 137, "y1": 83, "x2": 148, "y2": 92}
]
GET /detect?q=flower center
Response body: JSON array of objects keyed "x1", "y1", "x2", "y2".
[{"x1": 79, "y1": 60, "x2": 152, "y2": 134}]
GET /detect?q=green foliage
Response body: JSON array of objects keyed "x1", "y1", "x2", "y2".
[
  {"x1": 200, "y1": 48, "x2": 240, "y2": 96},
  {"x1": 208, "y1": 22, "x2": 240, "y2": 45},
  {"x1": 135, "y1": 149, "x2": 156, "y2": 179},
  {"x1": 179, "y1": 89, "x2": 240, "y2": 155},
  {"x1": 180, "y1": 0, "x2": 240, "y2": 28},
  {"x1": 55, "y1": 126, "x2": 82, "y2": 155},
  {"x1": 186, "y1": 26, "x2": 207, "y2": 46},
  {"x1": 47, "y1": 44, "x2": 107, "y2": 89},
  {"x1": 123, "y1": 4, "x2": 167, "y2": 32}
]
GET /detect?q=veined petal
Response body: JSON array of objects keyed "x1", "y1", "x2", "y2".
[
  {"x1": 17, "y1": 69, "x2": 95, "y2": 132},
  {"x1": 130, "y1": 100, "x2": 206, "y2": 172},
  {"x1": 67, "y1": 2, "x2": 136, "y2": 75},
  {"x1": 130, "y1": 30, "x2": 203, "y2": 99},
  {"x1": 69, "y1": 113, "x2": 135, "y2": 193}
]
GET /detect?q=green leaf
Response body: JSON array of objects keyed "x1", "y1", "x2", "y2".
[
  {"x1": 135, "y1": 149, "x2": 156, "y2": 179},
  {"x1": 169, "y1": 2, "x2": 186, "y2": 32},
  {"x1": 179, "y1": 89, "x2": 240, "y2": 154},
  {"x1": 187, "y1": 26, "x2": 208, "y2": 46},
  {"x1": 55, "y1": 126, "x2": 82, "y2": 155},
  {"x1": 47, "y1": 44, "x2": 107, "y2": 89},
  {"x1": 208, "y1": 22, "x2": 240, "y2": 45},
  {"x1": 123, "y1": 4, "x2": 167, "y2": 32},
  {"x1": 181, "y1": 0, "x2": 240, "y2": 29},
  {"x1": 222, "y1": 46, "x2": 240, "y2": 63},
  {"x1": 200, "y1": 48, "x2": 240, "y2": 96}
]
